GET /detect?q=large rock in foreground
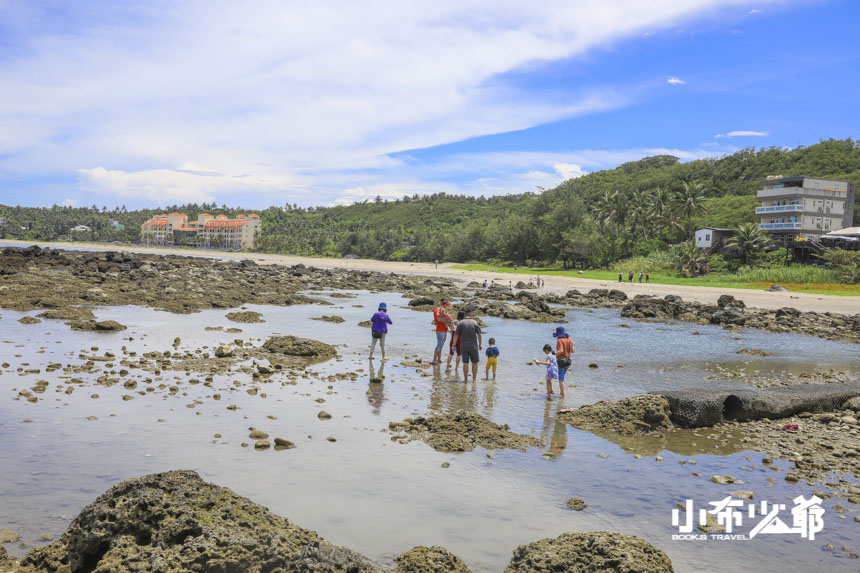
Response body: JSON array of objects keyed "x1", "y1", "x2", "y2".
[
  {"x1": 559, "y1": 395, "x2": 673, "y2": 436},
  {"x1": 23, "y1": 470, "x2": 377, "y2": 573},
  {"x1": 504, "y1": 531, "x2": 673, "y2": 573}
]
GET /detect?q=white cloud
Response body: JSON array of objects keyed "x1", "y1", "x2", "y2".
[
  {"x1": 0, "y1": 0, "x2": 791, "y2": 206},
  {"x1": 667, "y1": 77, "x2": 687, "y2": 85},
  {"x1": 554, "y1": 163, "x2": 587, "y2": 180},
  {"x1": 715, "y1": 130, "x2": 769, "y2": 138},
  {"x1": 748, "y1": 9, "x2": 763, "y2": 15},
  {"x1": 62, "y1": 198, "x2": 78, "y2": 207}
]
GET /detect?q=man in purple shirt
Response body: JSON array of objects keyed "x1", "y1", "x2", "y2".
[{"x1": 370, "y1": 302, "x2": 392, "y2": 361}]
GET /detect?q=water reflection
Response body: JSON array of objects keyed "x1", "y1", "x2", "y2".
[
  {"x1": 366, "y1": 359, "x2": 386, "y2": 414},
  {"x1": 541, "y1": 401, "x2": 568, "y2": 458}
]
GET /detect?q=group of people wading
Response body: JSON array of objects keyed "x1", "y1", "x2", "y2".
[{"x1": 369, "y1": 298, "x2": 573, "y2": 397}]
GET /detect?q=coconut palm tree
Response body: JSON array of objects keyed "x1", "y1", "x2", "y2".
[
  {"x1": 628, "y1": 188, "x2": 651, "y2": 241},
  {"x1": 591, "y1": 190, "x2": 624, "y2": 238},
  {"x1": 673, "y1": 241, "x2": 711, "y2": 277},
  {"x1": 673, "y1": 182, "x2": 709, "y2": 240},
  {"x1": 728, "y1": 222, "x2": 773, "y2": 264}
]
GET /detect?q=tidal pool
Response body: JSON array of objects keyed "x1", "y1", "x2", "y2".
[{"x1": 1, "y1": 290, "x2": 858, "y2": 572}]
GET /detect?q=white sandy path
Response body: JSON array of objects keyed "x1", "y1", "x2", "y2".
[{"x1": 5, "y1": 239, "x2": 860, "y2": 315}]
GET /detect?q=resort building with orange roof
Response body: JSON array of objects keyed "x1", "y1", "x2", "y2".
[{"x1": 140, "y1": 212, "x2": 261, "y2": 250}]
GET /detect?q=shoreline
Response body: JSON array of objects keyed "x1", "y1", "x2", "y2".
[{"x1": 4, "y1": 239, "x2": 860, "y2": 315}]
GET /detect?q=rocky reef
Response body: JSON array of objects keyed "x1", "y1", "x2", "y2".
[{"x1": 0, "y1": 471, "x2": 675, "y2": 573}]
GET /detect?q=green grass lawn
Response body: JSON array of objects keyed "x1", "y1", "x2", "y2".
[{"x1": 450, "y1": 263, "x2": 860, "y2": 296}]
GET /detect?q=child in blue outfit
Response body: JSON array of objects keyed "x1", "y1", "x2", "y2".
[
  {"x1": 484, "y1": 338, "x2": 499, "y2": 380},
  {"x1": 369, "y1": 302, "x2": 392, "y2": 361},
  {"x1": 534, "y1": 344, "x2": 562, "y2": 400}
]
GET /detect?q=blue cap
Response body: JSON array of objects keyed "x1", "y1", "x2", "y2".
[
  {"x1": 552, "y1": 326, "x2": 568, "y2": 338},
  {"x1": 379, "y1": 302, "x2": 387, "y2": 310}
]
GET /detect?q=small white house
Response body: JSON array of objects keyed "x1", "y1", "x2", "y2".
[
  {"x1": 695, "y1": 228, "x2": 734, "y2": 249},
  {"x1": 71, "y1": 225, "x2": 91, "y2": 232}
]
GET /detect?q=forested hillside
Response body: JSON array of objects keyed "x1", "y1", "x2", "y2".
[{"x1": 2, "y1": 139, "x2": 859, "y2": 267}]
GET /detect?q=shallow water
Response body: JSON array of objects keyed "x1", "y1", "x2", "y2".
[{"x1": 1, "y1": 290, "x2": 858, "y2": 572}]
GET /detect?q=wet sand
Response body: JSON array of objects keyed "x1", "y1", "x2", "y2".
[{"x1": 4, "y1": 239, "x2": 859, "y2": 315}]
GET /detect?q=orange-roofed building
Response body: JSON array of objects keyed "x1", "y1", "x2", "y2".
[{"x1": 141, "y1": 212, "x2": 261, "y2": 250}]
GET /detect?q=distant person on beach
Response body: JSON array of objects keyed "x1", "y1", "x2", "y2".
[
  {"x1": 369, "y1": 302, "x2": 392, "y2": 361},
  {"x1": 432, "y1": 299, "x2": 452, "y2": 365},
  {"x1": 491, "y1": 280, "x2": 495, "y2": 288},
  {"x1": 534, "y1": 344, "x2": 561, "y2": 400},
  {"x1": 618, "y1": 272, "x2": 622, "y2": 283},
  {"x1": 452, "y1": 309, "x2": 482, "y2": 382},
  {"x1": 537, "y1": 275, "x2": 541, "y2": 288},
  {"x1": 638, "y1": 271, "x2": 643, "y2": 283},
  {"x1": 482, "y1": 279, "x2": 488, "y2": 290},
  {"x1": 509, "y1": 281, "x2": 513, "y2": 292},
  {"x1": 553, "y1": 326, "x2": 573, "y2": 392},
  {"x1": 628, "y1": 271, "x2": 633, "y2": 282},
  {"x1": 645, "y1": 273, "x2": 650, "y2": 283},
  {"x1": 434, "y1": 259, "x2": 438, "y2": 269},
  {"x1": 485, "y1": 337, "x2": 499, "y2": 380},
  {"x1": 446, "y1": 310, "x2": 465, "y2": 371}
]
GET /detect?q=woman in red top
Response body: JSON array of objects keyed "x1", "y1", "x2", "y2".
[{"x1": 432, "y1": 300, "x2": 452, "y2": 364}]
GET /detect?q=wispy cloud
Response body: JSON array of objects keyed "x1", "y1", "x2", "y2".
[
  {"x1": 667, "y1": 77, "x2": 687, "y2": 85},
  {"x1": 715, "y1": 130, "x2": 769, "y2": 138}
]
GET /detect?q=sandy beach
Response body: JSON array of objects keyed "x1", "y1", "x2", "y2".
[{"x1": 4, "y1": 239, "x2": 860, "y2": 315}]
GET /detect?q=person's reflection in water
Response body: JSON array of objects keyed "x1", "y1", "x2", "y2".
[
  {"x1": 366, "y1": 359, "x2": 386, "y2": 414},
  {"x1": 429, "y1": 368, "x2": 479, "y2": 413},
  {"x1": 541, "y1": 400, "x2": 568, "y2": 458}
]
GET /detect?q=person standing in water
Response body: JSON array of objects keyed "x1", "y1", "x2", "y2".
[
  {"x1": 552, "y1": 326, "x2": 573, "y2": 394},
  {"x1": 369, "y1": 302, "x2": 392, "y2": 361},
  {"x1": 432, "y1": 299, "x2": 452, "y2": 365},
  {"x1": 534, "y1": 344, "x2": 561, "y2": 400},
  {"x1": 452, "y1": 309, "x2": 482, "y2": 382}
]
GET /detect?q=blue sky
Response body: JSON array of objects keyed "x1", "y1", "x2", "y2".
[{"x1": 0, "y1": 0, "x2": 858, "y2": 209}]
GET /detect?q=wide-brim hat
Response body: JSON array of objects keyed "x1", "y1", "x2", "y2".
[
  {"x1": 379, "y1": 302, "x2": 387, "y2": 310},
  {"x1": 552, "y1": 326, "x2": 568, "y2": 338}
]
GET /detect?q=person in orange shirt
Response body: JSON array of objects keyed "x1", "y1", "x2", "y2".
[
  {"x1": 553, "y1": 326, "x2": 574, "y2": 396},
  {"x1": 432, "y1": 299, "x2": 452, "y2": 365}
]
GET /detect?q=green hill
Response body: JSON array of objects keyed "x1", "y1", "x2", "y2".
[{"x1": 2, "y1": 138, "x2": 859, "y2": 267}]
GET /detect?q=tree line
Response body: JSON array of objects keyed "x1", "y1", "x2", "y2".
[{"x1": 2, "y1": 139, "x2": 859, "y2": 268}]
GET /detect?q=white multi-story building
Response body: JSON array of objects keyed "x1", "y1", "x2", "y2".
[
  {"x1": 141, "y1": 212, "x2": 261, "y2": 249},
  {"x1": 756, "y1": 176, "x2": 855, "y2": 240}
]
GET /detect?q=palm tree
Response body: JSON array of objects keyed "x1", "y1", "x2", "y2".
[
  {"x1": 628, "y1": 188, "x2": 652, "y2": 241},
  {"x1": 673, "y1": 241, "x2": 710, "y2": 277},
  {"x1": 673, "y1": 182, "x2": 709, "y2": 240},
  {"x1": 728, "y1": 222, "x2": 773, "y2": 264},
  {"x1": 591, "y1": 190, "x2": 621, "y2": 236}
]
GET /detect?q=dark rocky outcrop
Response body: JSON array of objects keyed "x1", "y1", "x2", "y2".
[
  {"x1": 658, "y1": 382, "x2": 860, "y2": 428},
  {"x1": 504, "y1": 531, "x2": 673, "y2": 573},
  {"x1": 23, "y1": 470, "x2": 378, "y2": 573}
]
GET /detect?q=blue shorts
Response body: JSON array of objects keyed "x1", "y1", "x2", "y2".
[
  {"x1": 461, "y1": 347, "x2": 480, "y2": 364},
  {"x1": 435, "y1": 331, "x2": 447, "y2": 352}
]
